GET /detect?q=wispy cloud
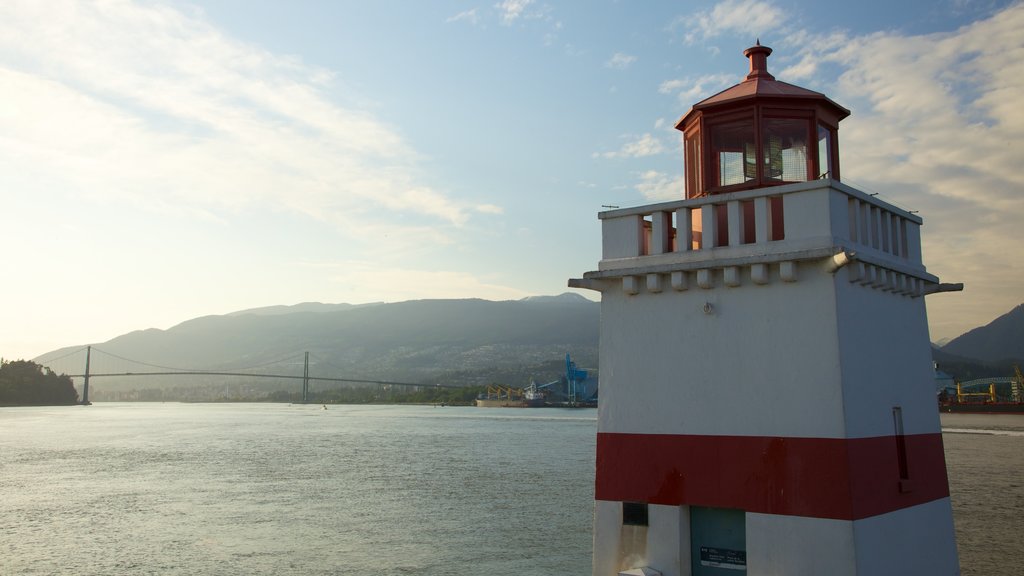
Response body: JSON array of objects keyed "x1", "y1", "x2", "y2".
[
  {"x1": 634, "y1": 170, "x2": 684, "y2": 202},
  {"x1": 446, "y1": 9, "x2": 480, "y2": 25},
  {"x1": 595, "y1": 133, "x2": 667, "y2": 159},
  {"x1": 776, "y1": 4, "x2": 1024, "y2": 338},
  {"x1": 775, "y1": 30, "x2": 852, "y2": 80},
  {"x1": 659, "y1": 73, "x2": 736, "y2": 105},
  {"x1": 496, "y1": 0, "x2": 535, "y2": 25},
  {"x1": 0, "y1": 0, "x2": 480, "y2": 242},
  {"x1": 680, "y1": 0, "x2": 785, "y2": 44},
  {"x1": 475, "y1": 204, "x2": 505, "y2": 215},
  {"x1": 606, "y1": 52, "x2": 637, "y2": 69}
]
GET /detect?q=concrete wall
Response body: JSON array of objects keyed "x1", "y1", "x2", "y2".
[
  {"x1": 598, "y1": 260, "x2": 844, "y2": 439},
  {"x1": 852, "y1": 498, "x2": 960, "y2": 575},
  {"x1": 584, "y1": 181, "x2": 957, "y2": 576},
  {"x1": 747, "y1": 512, "x2": 857, "y2": 576},
  {"x1": 834, "y1": 268, "x2": 941, "y2": 438},
  {"x1": 593, "y1": 502, "x2": 690, "y2": 576}
]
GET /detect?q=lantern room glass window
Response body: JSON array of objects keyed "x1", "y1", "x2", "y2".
[
  {"x1": 763, "y1": 118, "x2": 810, "y2": 182},
  {"x1": 710, "y1": 120, "x2": 756, "y2": 188},
  {"x1": 817, "y1": 123, "x2": 833, "y2": 179},
  {"x1": 685, "y1": 129, "x2": 702, "y2": 198}
]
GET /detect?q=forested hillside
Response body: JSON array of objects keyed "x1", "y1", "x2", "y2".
[{"x1": 36, "y1": 294, "x2": 599, "y2": 398}]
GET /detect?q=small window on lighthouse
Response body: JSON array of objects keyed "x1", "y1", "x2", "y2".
[
  {"x1": 622, "y1": 501, "x2": 649, "y2": 526},
  {"x1": 893, "y1": 406, "x2": 909, "y2": 480},
  {"x1": 710, "y1": 120, "x2": 756, "y2": 187},
  {"x1": 763, "y1": 118, "x2": 810, "y2": 182}
]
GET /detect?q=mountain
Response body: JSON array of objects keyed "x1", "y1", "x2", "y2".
[
  {"x1": 930, "y1": 303, "x2": 1024, "y2": 381},
  {"x1": 941, "y1": 304, "x2": 1024, "y2": 364},
  {"x1": 226, "y1": 302, "x2": 375, "y2": 316},
  {"x1": 36, "y1": 294, "x2": 599, "y2": 393}
]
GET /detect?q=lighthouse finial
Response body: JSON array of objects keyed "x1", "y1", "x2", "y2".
[{"x1": 743, "y1": 42, "x2": 774, "y2": 81}]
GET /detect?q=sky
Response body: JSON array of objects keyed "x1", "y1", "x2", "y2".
[{"x1": 1, "y1": 0, "x2": 1022, "y2": 361}]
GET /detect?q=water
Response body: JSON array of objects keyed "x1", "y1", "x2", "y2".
[
  {"x1": 940, "y1": 413, "x2": 1024, "y2": 576},
  {"x1": 1, "y1": 404, "x2": 595, "y2": 575},
  {"x1": 1, "y1": 405, "x2": 1020, "y2": 575}
]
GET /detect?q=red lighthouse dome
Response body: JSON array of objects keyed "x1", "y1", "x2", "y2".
[{"x1": 676, "y1": 42, "x2": 850, "y2": 198}]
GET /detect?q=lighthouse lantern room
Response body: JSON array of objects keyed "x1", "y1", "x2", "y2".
[
  {"x1": 678, "y1": 42, "x2": 848, "y2": 198},
  {"x1": 571, "y1": 44, "x2": 960, "y2": 576}
]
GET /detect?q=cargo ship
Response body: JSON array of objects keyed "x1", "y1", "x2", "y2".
[
  {"x1": 475, "y1": 384, "x2": 538, "y2": 408},
  {"x1": 941, "y1": 401, "x2": 1024, "y2": 414},
  {"x1": 939, "y1": 366, "x2": 1024, "y2": 413},
  {"x1": 475, "y1": 353, "x2": 595, "y2": 408}
]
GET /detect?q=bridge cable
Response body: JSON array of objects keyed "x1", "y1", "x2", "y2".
[
  {"x1": 89, "y1": 348, "x2": 317, "y2": 375},
  {"x1": 90, "y1": 347, "x2": 206, "y2": 372},
  {"x1": 34, "y1": 346, "x2": 88, "y2": 365}
]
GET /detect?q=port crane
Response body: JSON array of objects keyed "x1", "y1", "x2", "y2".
[
  {"x1": 952, "y1": 366, "x2": 1024, "y2": 405},
  {"x1": 525, "y1": 353, "x2": 593, "y2": 405},
  {"x1": 1014, "y1": 364, "x2": 1024, "y2": 402}
]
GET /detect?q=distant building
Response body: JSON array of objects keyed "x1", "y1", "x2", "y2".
[{"x1": 934, "y1": 364, "x2": 956, "y2": 397}]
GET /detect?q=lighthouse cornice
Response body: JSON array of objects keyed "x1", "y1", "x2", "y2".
[
  {"x1": 570, "y1": 180, "x2": 936, "y2": 295},
  {"x1": 597, "y1": 179, "x2": 922, "y2": 224}
]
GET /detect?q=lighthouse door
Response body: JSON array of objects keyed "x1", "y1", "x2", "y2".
[{"x1": 690, "y1": 507, "x2": 746, "y2": 575}]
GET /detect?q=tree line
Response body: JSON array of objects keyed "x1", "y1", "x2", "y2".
[
  {"x1": 0, "y1": 360, "x2": 80, "y2": 406},
  {"x1": 263, "y1": 384, "x2": 488, "y2": 406}
]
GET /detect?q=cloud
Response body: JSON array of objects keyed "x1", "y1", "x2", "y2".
[
  {"x1": 681, "y1": 0, "x2": 785, "y2": 44},
  {"x1": 496, "y1": 0, "x2": 535, "y2": 24},
  {"x1": 595, "y1": 133, "x2": 667, "y2": 159},
  {"x1": 475, "y1": 204, "x2": 505, "y2": 215},
  {"x1": 775, "y1": 30, "x2": 852, "y2": 80},
  {"x1": 659, "y1": 72, "x2": 736, "y2": 105},
  {"x1": 0, "y1": 0, "x2": 477, "y2": 244},
  {"x1": 606, "y1": 52, "x2": 637, "y2": 69},
  {"x1": 772, "y1": 3, "x2": 1024, "y2": 339},
  {"x1": 634, "y1": 170, "x2": 684, "y2": 202},
  {"x1": 446, "y1": 9, "x2": 479, "y2": 25}
]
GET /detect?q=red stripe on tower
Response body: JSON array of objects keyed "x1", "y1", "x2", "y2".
[{"x1": 595, "y1": 432, "x2": 949, "y2": 521}]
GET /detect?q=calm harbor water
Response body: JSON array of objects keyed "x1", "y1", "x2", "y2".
[{"x1": 1, "y1": 404, "x2": 1020, "y2": 575}]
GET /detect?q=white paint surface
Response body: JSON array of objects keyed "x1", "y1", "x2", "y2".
[{"x1": 584, "y1": 181, "x2": 959, "y2": 575}]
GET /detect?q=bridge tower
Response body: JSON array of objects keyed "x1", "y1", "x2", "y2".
[
  {"x1": 303, "y1": 351, "x2": 310, "y2": 403},
  {"x1": 571, "y1": 44, "x2": 960, "y2": 576},
  {"x1": 81, "y1": 345, "x2": 92, "y2": 405}
]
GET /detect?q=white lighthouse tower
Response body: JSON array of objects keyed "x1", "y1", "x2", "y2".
[{"x1": 570, "y1": 44, "x2": 960, "y2": 576}]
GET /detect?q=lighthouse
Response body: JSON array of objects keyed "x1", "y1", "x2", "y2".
[{"x1": 570, "y1": 44, "x2": 960, "y2": 576}]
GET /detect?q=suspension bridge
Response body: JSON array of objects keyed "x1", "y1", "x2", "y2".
[{"x1": 36, "y1": 346, "x2": 460, "y2": 405}]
